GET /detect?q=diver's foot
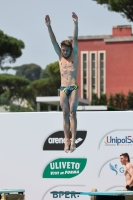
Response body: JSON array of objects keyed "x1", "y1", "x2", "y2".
[
  {"x1": 64, "y1": 139, "x2": 71, "y2": 153},
  {"x1": 70, "y1": 140, "x2": 76, "y2": 153}
]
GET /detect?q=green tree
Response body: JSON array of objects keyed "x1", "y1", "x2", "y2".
[
  {"x1": 0, "y1": 74, "x2": 36, "y2": 110},
  {"x1": 1, "y1": 66, "x2": 11, "y2": 73},
  {"x1": 11, "y1": 86, "x2": 36, "y2": 110},
  {"x1": 0, "y1": 74, "x2": 30, "y2": 99},
  {"x1": 119, "y1": 93, "x2": 127, "y2": 110},
  {"x1": 127, "y1": 91, "x2": 133, "y2": 110},
  {"x1": 93, "y1": 0, "x2": 133, "y2": 22},
  {"x1": 0, "y1": 30, "x2": 24, "y2": 68},
  {"x1": 114, "y1": 93, "x2": 121, "y2": 108},
  {"x1": 0, "y1": 91, "x2": 10, "y2": 106},
  {"x1": 30, "y1": 61, "x2": 61, "y2": 97},
  {"x1": 99, "y1": 93, "x2": 107, "y2": 105},
  {"x1": 40, "y1": 69, "x2": 50, "y2": 78},
  {"x1": 0, "y1": 87, "x2": 5, "y2": 95},
  {"x1": 108, "y1": 94, "x2": 114, "y2": 106},
  {"x1": 91, "y1": 93, "x2": 100, "y2": 105},
  {"x1": 30, "y1": 78, "x2": 58, "y2": 96},
  {"x1": 14, "y1": 64, "x2": 42, "y2": 81},
  {"x1": 114, "y1": 93, "x2": 127, "y2": 109},
  {"x1": 45, "y1": 61, "x2": 61, "y2": 88}
]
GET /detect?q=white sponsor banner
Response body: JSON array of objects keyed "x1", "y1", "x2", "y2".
[
  {"x1": 99, "y1": 158, "x2": 125, "y2": 177},
  {"x1": 99, "y1": 130, "x2": 133, "y2": 148},
  {"x1": 99, "y1": 158, "x2": 133, "y2": 181},
  {"x1": 0, "y1": 111, "x2": 133, "y2": 200}
]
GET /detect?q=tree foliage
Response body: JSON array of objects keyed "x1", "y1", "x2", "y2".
[
  {"x1": 0, "y1": 74, "x2": 29, "y2": 88},
  {"x1": 0, "y1": 30, "x2": 24, "y2": 67},
  {"x1": 45, "y1": 61, "x2": 61, "y2": 87},
  {"x1": 99, "y1": 93, "x2": 107, "y2": 105},
  {"x1": 127, "y1": 91, "x2": 133, "y2": 109},
  {"x1": 108, "y1": 94, "x2": 114, "y2": 106},
  {"x1": 0, "y1": 61, "x2": 61, "y2": 110},
  {"x1": 93, "y1": 0, "x2": 133, "y2": 22},
  {"x1": 40, "y1": 69, "x2": 50, "y2": 79},
  {"x1": 91, "y1": 92, "x2": 128, "y2": 110},
  {"x1": 114, "y1": 93, "x2": 126, "y2": 109},
  {"x1": 30, "y1": 61, "x2": 61, "y2": 96},
  {"x1": 0, "y1": 74, "x2": 36, "y2": 109},
  {"x1": 1, "y1": 66, "x2": 11, "y2": 73},
  {"x1": 13, "y1": 64, "x2": 42, "y2": 81},
  {"x1": 0, "y1": 74, "x2": 30, "y2": 98},
  {"x1": 91, "y1": 93, "x2": 100, "y2": 105},
  {"x1": 30, "y1": 78, "x2": 57, "y2": 96}
]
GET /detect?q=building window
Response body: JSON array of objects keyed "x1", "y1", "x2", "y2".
[
  {"x1": 91, "y1": 53, "x2": 96, "y2": 93},
  {"x1": 89, "y1": 52, "x2": 97, "y2": 101},
  {"x1": 98, "y1": 51, "x2": 106, "y2": 97},
  {"x1": 81, "y1": 52, "x2": 88, "y2": 99},
  {"x1": 100, "y1": 53, "x2": 104, "y2": 93}
]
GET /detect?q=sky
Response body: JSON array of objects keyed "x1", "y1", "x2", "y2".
[{"x1": 0, "y1": 0, "x2": 132, "y2": 74}]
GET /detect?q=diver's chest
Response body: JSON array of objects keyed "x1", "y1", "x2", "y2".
[
  {"x1": 60, "y1": 58, "x2": 74, "y2": 65},
  {"x1": 60, "y1": 62, "x2": 75, "y2": 71},
  {"x1": 60, "y1": 59, "x2": 75, "y2": 70}
]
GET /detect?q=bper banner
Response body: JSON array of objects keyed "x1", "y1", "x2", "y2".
[{"x1": 0, "y1": 111, "x2": 133, "y2": 200}]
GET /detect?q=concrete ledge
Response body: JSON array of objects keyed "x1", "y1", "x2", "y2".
[
  {"x1": 104, "y1": 36, "x2": 133, "y2": 42},
  {"x1": 36, "y1": 96, "x2": 90, "y2": 106},
  {"x1": 77, "y1": 105, "x2": 107, "y2": 111}
]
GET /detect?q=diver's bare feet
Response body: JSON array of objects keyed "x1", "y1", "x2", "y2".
[
  {"x1": 70, "y1": 140, "x2": 76, "y2": 153},
  {"x1": 64, "y1": 139, "x2": 71, "y2": 153}
]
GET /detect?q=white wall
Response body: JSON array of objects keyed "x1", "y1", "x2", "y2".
[{"x1": 0, "y1": 111, "x2": 133, "y2": 200}]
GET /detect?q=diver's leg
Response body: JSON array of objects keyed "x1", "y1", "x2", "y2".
[
  {"x1": 60, "y1": 91, "x2": 70, "y2": 152},
  {"x1": 69, "y1": 89, "x2": 78, "y2": 152}
]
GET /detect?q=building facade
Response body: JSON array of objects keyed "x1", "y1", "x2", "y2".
[{"x1": 71, "y1": 25, "x2": 133, "y2": 101}]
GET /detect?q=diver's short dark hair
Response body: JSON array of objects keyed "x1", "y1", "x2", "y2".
[
  {"x1": 61, "y1": 40, "x2": 72, "y2": 49},
  {"x1": 120, "y1": 153, "x2": 130, "y2": 162}
]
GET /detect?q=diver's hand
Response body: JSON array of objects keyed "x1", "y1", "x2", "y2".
[
  {"x1": 72, "y1": 12, "x2": 78, "y2": 24},
  {"x1": 45, "y1": 15, "x2": 51, "y2": 26}
]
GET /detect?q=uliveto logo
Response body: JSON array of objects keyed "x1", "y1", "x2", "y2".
[
  {"x1": 43, "y1": 158, "x2": 87, "y2": 178},
  {"x1": 105, "y1": 135, "x2": 133, "y2": 146},
  {"x1": 43, "y1": 131, "x2": 87, "y2": 150}
]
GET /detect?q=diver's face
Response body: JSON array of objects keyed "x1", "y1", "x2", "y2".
[
  {"x1": 61, "y1": 46, "x2": 71, "y2": 58},
  {"x1": 120, "y1": 156, "x2": 127, "y2": 165}
]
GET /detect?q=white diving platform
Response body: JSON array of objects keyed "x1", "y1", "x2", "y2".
[{"x1": 36, "y1": 96, "x2": 107, "y2": 111}]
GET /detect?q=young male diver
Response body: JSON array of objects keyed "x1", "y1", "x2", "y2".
[{"x1": 45, "y1": 12, "x2": 79, "y2": 153}]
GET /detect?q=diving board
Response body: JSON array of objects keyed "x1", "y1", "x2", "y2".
[
  {"x1": 51, "y1": 191, "x2": 133, "y2": 196},
  {"x1": 51, "y1": 190, "x2": 133, "y2": 200},
  {"x1": 0, "y1": 189, "x2": 25, "y2": 194},
  {"x1": 0, "y1": 190, "x2": 25, "y2": 200},
  {"x1": 80, "y1": 191, "x2": 133, "y2": 196}
]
